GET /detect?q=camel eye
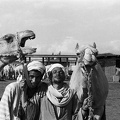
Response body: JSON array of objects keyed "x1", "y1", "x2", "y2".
[
  {"x1": 3, "y1": 35, "x2": 13, "y2": 43},
  {"x1": 3, "y1": 35, "x2": 9, "y2": 40},
  {"x1": 76, "y1": 53, "x2": 80, "y2": 56}
]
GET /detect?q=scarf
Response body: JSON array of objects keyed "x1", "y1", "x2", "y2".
[{"x1": 46, "y1": 83, "x2": 74, "y2": 107}]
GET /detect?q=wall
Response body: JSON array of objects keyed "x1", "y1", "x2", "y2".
[
  {"x1": 26, "y1": 55, "x2": 117, "y2": 82},
  {"x1": 99, "y1": 58, "x2": 116, "y2": 82}
]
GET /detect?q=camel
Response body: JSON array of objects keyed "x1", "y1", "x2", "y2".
[
  {"x1": 2, "y1": 65, "x2": 11, "y2": 80},
  {"x1": 14, "y1": 64, "x2": 28, "y2": 79},
  {"x1": 69, "y1": 43, "x2": 109, "y2": 120},
  {"x1": 0, "y1": 30, "x2": 37, "y2": 119},
  {"x1": 0, "y1": 30, "x2": 36, "y2": 72}
]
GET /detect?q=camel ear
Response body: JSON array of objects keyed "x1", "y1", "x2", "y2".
[
  {"x1": 93, "y1": 42, "x2": 96, "y2": 48},
  {"x1": 75, "y1": 43, "x2": 80, "y2": 55}
]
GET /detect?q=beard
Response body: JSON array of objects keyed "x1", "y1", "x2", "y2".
[
  {"x1": 53, "y1": 80, "x2": 63, "y2": 84},
  {"x1": 52, "y1": 77, "x2": 64, "y2": 84}
]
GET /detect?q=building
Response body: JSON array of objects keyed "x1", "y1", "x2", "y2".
[{"x1": 25, "y1": 53, "x2": 120, "y2": 82}]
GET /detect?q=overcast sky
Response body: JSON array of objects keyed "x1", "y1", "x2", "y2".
[{"x1": 0, "y1": 0, "x2": 120, "y2": 55}]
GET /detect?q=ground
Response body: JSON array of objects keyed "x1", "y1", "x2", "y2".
[
  {"x1": 0, "y1": 80, "x2": 120, "y2": 120},
  {"x1": 106, "y1": 82, "x2": 120, "y2": 120}
]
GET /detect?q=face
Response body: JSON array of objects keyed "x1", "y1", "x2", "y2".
[
  {"x1": 51, "y1": 67, "x2": 65, "y2": 84},
  {"x1": 27, "y1": 70, "x2": 43, "y2": 88}
]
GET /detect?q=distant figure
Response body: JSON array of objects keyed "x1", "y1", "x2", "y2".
[{"x1": 115, "y1": 67, "x2": 120, "y2": 82}]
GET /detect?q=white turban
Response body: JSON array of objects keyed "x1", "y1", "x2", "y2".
[
  {"x1": 48, "y1": 63, "x2": 65, "y2": 72},
  {"x1": 27, "y1": 61, "x2": 45, "y2": 74}
]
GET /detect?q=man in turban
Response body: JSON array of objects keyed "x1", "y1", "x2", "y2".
[
  {"x1": 40, "y1": 63, "x2": 80, "y2": 120},
  {"x1": 0, "y1": 61, "x2": 48, "y2": 120}
]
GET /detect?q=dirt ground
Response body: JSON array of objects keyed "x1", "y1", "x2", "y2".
[
  {"x1": 0, "y1": 80, "x2": 120, "y2": 120},
  {"x1": 106, "y1": 82, "x2": 120, "y2": 120}
]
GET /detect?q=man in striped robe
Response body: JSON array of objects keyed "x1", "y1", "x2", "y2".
[{"x1": 0, "y1": 61, "x2": 47, "y2": 120}]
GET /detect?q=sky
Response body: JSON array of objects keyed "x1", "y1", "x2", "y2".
[{"x1": 0, "y1": 0, "x2": 120, "y2": 55}]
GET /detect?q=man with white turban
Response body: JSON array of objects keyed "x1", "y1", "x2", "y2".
[
  {"x1": 0, "y1": 61, "x2": 48, "y2": 120},
  {"x1": 40, "y1": 63, "x2": 80, "y2": 120}
]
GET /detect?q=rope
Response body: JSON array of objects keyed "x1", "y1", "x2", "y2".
[
  {"x1": 87, "y1": 68, "x2": 94, "y2": 120},
  {"x1": 77, "y1": 47, "x2": 96, "y2": 120},
  {"x1": 16, "y1": 32, "x2": 27, "y2": 119},
  {"x1": 82, "y1": 64, "x2": 94, "y2": 120}
]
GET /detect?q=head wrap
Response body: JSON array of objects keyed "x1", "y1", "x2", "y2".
[
  {"x1": 27, "y1": 61, "x2": 45, "y2": 74},
  {"x1": 48, "y1": 63, "x2": 65, "y2": 72}
]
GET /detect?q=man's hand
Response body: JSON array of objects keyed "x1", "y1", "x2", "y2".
[
  {"x1": 82, "y1": 95, "x2": 93, "y2": 110},
  {"x1": 37, "y1": 90, "x2": 46, "y2": 98},
  {"x1": 81, "y1": 96, "x2": 94, "y2": 119},
  {"x1": 82, "y1": 97, "x2": 89, "y2": 111},
  {"x1": 37, "y1": 83, "x2": 48, "y2": 98}
]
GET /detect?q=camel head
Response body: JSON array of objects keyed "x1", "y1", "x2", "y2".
[
  {"x1": 75, "y1": 42, "x2": 98, "y2": 66},
  {"x1": 0, "y1": 30, "x2": 36, "y2": 64}
]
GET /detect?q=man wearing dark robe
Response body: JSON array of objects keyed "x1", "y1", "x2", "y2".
[{"x1": 40, "y1": 63, "x2": 80, "y2": 120}]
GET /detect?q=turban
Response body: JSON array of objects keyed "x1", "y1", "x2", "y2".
[
  {"x1": 48, "y1": 63, "x2": 65, "y2": 72},
  {"x1": 27, "y1": 61, "x2": 45, "y2": 74}
]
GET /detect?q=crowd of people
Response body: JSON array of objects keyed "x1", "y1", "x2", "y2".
[{"x1": 0, "y1": 60, "x2": 100, "y2": 120}]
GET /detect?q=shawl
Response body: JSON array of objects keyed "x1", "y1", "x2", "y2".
[{"x1": 46, "y1": 83, "x2": 74, "y2": 107}]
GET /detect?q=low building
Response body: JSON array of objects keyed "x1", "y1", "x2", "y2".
[{"x1": 25, "y1": 53, "x2": 120, "y2": 82}]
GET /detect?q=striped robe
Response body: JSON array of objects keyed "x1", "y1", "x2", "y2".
[{"x1": 0, "y1": 82, "x2": 21, "y2": 120}]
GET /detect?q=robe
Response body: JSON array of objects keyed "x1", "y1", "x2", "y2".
[
  {"x1": 0, "y1": 82, "x2": 21, "y2": 120},
  {"x1": 18, "y1": 82, "x2": 48, "y2": 120},
  {"x1": 40, "y1": 93, "x2": 80, "y2": 120}
]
